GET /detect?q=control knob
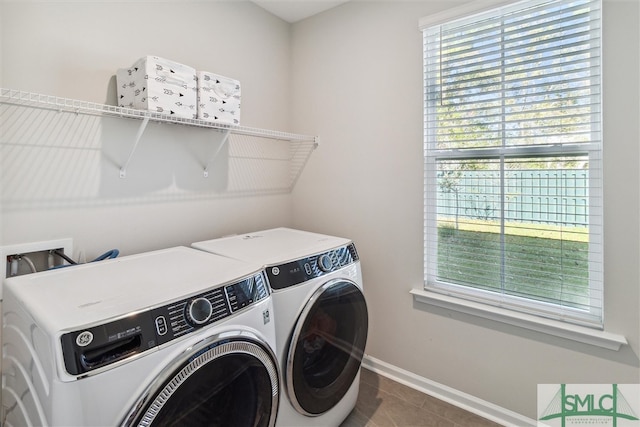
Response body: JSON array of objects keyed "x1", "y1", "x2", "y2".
[
  {"x1": 186, "y1": 297, "x2": 213, "y2": 326},
  {"x1": 318, "y1": 254, "x2": 333, "y2": 272}
]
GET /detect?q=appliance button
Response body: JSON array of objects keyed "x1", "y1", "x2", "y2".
[{"x1": 155, "y1": 316, "x2": 168, "y2": 335}]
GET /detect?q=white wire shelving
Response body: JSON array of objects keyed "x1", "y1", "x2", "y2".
[{"x1": 0, "y1": 88, "x2": 319, "y2": 183}]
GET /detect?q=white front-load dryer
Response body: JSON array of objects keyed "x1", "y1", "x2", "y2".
[
  {"x1": 1, "y1": 246, "x2": 279, "y2": 427},
  {"x1": 193, "y1": 228, "x2": 368, "y2": 427}
]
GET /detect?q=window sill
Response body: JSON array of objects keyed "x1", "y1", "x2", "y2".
[{"x1": 410, "y1": 289, "x2": 627, "y2": 351}]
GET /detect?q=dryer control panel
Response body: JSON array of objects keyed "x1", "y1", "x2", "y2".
[
  {"x1": 60, "y1": 272, "x2": 269, "y2": 377},
  {"x1": 266, "y1": 243, "x2": 359, "y2": 290}
]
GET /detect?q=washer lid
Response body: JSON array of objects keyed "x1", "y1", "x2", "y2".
[
  {"x1": 4, "y1": 246, "x2": 263, "y2": 332},
  {"x1": 192, "y1": 227, "x2": 350, "y2": 265}
]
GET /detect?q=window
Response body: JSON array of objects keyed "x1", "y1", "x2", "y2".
[{"x1": 422, "y1": 0, "x2": 602, "y2": 328}]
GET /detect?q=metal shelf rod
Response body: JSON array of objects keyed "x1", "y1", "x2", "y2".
[
  {"x1": 0, "y1": 88, "x2": 316, "y2": 143},
  {"x1": 1, "y1": 88, "x2": 318, "y2": 184},
  {"x1": 119, "y1": 116, "x2": 150, "y2": 178},
  {"x1": 204, "y1": 130, "x2": 231, "y2": 178}
]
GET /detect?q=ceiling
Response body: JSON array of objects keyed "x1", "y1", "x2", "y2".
[{"x1": 251, "y1": 0, "x2": 350, "y2": 23}]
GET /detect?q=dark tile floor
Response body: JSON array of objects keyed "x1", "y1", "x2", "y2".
[{"x1": 340, "y1": 368, "x2": 503, "y2": 427}]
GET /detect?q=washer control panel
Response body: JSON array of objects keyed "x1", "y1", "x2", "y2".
[
  {"x1": 60, "y1": 271, "x2": 269, "y2": 377},
  {"x1": 266, "y1": 243, "x2": 359, "y2": 290}
]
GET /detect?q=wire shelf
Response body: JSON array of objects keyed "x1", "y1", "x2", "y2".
[
  {"x1": 0, "y1": 88, "x2": 317, "y2": 142},
  {"x1": 1, "y1": 88, "x2": 318, "y2": 183}
]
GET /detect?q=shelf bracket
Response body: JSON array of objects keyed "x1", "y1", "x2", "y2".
[
  {"x1": 120, "y1": 116, "x2": 150, "y2": 178},
  {"x1": 203, "y1": 130, "x2": 231, "y2": 178}
]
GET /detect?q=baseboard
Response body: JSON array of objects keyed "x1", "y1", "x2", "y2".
[{"x1": 361, "y1": 355, "x2": 537, "y2": 427}]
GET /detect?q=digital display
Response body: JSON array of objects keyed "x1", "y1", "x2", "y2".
[
  {"x1": 226, "y1": 278, "x2": 258, "y2": 312},
  {"x1": 235, "y1": 279, "x2": 255, "y2": 305}
]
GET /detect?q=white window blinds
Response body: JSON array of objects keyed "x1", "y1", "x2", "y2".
[{"x1": 422, "y1": 0, "x2": 603, "y2": 328}]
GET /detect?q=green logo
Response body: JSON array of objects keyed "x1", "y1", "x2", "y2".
[{"x1": 539, "y1": 384, "x2": 639, "y2": 427}]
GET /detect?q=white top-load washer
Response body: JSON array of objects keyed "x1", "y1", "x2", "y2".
[
  {"x1": 193, "y1": 228, "x2": 368, "y2": 427},
  {"x1": 2, "y1": 246, "x2": 279, "y2": 427}
]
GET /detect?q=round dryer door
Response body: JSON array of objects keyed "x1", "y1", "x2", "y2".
[
  {"x1": 123, "y1": 333, "x2": 279, "y2": 427},
  {"x1": 286, "y1": 279, "x2": 368, "y2": 416}
]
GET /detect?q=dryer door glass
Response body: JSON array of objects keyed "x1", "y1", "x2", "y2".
[
  {"x1": 126, "y1": 339, "x2": 278, "y2": 427},
  {"x1": 287, "y1": 279, "x2": 368, "y2": 415}
]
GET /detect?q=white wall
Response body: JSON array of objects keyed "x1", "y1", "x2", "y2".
[
  {"x1": 0, "y1": 1, "x2": 295, "y2": 258},
  {"x1": 1, "y1": 0, "x2": 638, "y2": 421},
  {"x1": 291, "y1": 0, "x2": 640, "y2": 419},
  {"x1": 0, "y1": 1, "x2": 3, "y2": 95}
]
